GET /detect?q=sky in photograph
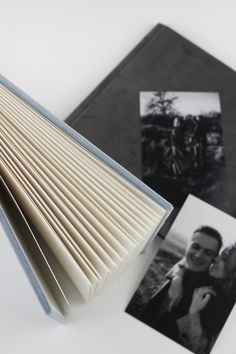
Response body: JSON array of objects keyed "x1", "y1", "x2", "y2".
[
  {"x1": 164, "y1": 195, "x2": 236, "y2": 250},
  {"x1": 140, "y1": 91, "x2": 221, "y2": 117}
]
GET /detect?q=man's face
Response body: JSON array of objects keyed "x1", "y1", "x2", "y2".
[{"x1": 185, "y1": 231, "x2": 220, "y2": 272}]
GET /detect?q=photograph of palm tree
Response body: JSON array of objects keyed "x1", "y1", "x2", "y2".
[{"x1": 140, "y1": 91, "x2": 229, "y2": 210}]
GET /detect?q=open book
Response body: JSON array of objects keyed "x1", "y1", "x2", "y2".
[{"x1": 0, "y1": 76, "x2": 172, "y2": 320}]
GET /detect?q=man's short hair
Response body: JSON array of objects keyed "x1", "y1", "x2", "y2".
[{"x1": 194, "y1": 226, "x2": 223, "y2": 251}]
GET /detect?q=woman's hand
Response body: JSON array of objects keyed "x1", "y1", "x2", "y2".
[{"x1": 189, "y1": 287, "x2": 217, "y2": 314}]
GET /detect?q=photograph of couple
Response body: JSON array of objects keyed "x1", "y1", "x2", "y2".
[
  {"x1": 126, "y1": 195, "x2": 236, "y2": 354},
  {"x1": 140, "y1": 91, "x2": 229, "y2": 211}
]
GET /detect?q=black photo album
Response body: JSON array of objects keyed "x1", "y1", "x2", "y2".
[{"x1": 66, "y1": 23, "x2": 236, "y2": 225}]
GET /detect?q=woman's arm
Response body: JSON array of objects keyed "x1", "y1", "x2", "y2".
[
  {"x1": 177, "y1": 312, "x2": 210, "y2": 354},
  {"x1": 177, "y1": 287, "x2": 216, "y2": 354}
]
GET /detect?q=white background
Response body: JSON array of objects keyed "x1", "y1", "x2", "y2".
[{"x1": 1, "y1": 1, "x2": 236, "y2": 354}]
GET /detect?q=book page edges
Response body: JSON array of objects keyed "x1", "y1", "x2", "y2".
[
  {"x1": 0, "y1": 178, "x2": 70, "y2": 319},
  {"x1": 0, "y1": 75, "x2": 173, "y2": 221}
]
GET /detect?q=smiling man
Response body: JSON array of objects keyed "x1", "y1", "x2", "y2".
[
  {"x1": 141, "y1": 226, "x2": 222, "y2": 345},
  {"x1": 185, "y1": 226, "x2": 222, "y2": 272}
]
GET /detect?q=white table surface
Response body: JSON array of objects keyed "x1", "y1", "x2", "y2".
[{"x1": 1, "y1": 1, "x2": 236, "y2": 354}]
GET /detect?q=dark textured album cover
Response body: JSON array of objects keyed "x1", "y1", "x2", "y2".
[{"x1": 66, "y1": 23, "x2": 236, "y2": 218}]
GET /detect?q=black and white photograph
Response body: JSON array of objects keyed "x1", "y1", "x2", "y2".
[
  {"x1": 140, "y1": 91, "x2": 229, "y2": 210},
  {"x1": 126, "y1": 195, "x2": 236, "y2": 354}
]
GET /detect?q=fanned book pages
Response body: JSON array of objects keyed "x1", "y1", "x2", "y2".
[{"x1": 0, "y1": 76, "x2": 172, "y2": 320}]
